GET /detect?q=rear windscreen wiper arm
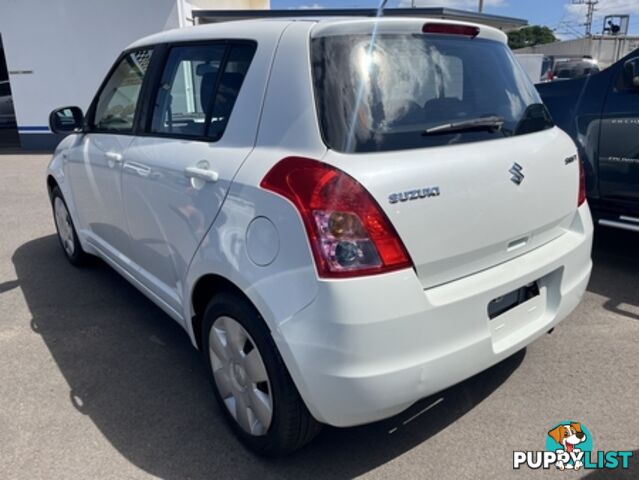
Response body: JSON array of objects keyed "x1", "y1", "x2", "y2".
[{"x1": 422, "y1": 116, "x2": 505, "y2": 135}]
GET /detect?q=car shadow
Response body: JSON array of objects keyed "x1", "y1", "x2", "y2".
[
  {"x1": 588, "y1": 227, "x2": 639, "y2": 321},
  {"x1": 13, "y1": 234, "x2": 525, "y2": 479}
]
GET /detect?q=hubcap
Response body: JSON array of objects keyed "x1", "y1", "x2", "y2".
[
  {"x1": 53, "y1": 197, "x2": 75, "y2": 257},
  {"x1": 209, "y1": 316, "x2": 273, "y2": 436}
]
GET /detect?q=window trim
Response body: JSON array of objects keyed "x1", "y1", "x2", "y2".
[
  {"x1": 85, "y1": 46, "x2": 158, "y2": 136},
  {"x1": 139, "y1": 39, "x2": 257, "y2": 143}
]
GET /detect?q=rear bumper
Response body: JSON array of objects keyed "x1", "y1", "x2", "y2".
[{"x1": 274, "y1": 205, "x2": 593, "y2": 427}]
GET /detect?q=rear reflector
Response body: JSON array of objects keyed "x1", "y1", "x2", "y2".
[
  {"x1": 422, "y1": 23, "x2": 480, "y2": 37},
  {"x1": 578, "y1": 155, "x2": 586, "y2": 206}
]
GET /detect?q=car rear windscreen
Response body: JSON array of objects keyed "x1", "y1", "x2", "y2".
[
  {"x1": 311, "y1": 34, "x2": 554, "y2": 153},
  {"x1": 553, "y1": 61, "x2": 600, "y2": 79}
]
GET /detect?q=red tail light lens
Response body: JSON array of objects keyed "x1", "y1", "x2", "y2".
[
  {"x1": 422, "y1": 23, "x2": 480, "y2": 37},
  {"x1": 578, "y1": 156, "x2": 586, "y2": 206},
  {"x1": 261, "y1": 157, "x2": 412, "y2": 278}
]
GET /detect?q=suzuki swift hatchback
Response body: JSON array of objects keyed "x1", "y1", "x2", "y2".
[{"x1": 47, "y1": 18, "x2": 593, "y2": 456}]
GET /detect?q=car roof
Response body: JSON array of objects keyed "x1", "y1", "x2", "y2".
[
  {"x1": 127, "y1": 19, "x2": 296, "y2": 49},
  {"x1": 127, "y1": 16, "x2": 506, "y2": 49}
]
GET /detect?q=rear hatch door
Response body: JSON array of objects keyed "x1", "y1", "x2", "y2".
[
  {"x1": 310, "y1": 19, "x2": 580, "y2": 288},
  {"x1": 322, "y1": 131, "x2": 579, "y2": 288}
]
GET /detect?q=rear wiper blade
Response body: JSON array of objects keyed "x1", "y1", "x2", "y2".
[{"x1": 422, "y1": 116, "x2": 505, "y2": 135}]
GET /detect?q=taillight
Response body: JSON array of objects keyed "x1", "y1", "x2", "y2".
[
  {"x1": 578, "y1": 156, "x2": 586, "y2": 206},
  {"x1": 422, "y1": 23, "x2": 480, "y2": 38},
  {"x1": 260, "y1": 157, "x2": 412, "y2": 278}
]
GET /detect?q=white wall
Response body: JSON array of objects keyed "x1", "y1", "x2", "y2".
[
  {"x1": 189, "y1": 0, "x2": 270, "y2": 9},
  {"x1": 0, "y1": 0, "x2": 271, "y2": 147},
  {"x1": 514, "y1": 36, "x2": 639, "y2": 68},
  {"x1": 0, "y1": 0, "x2": 183, "y2": 132}
]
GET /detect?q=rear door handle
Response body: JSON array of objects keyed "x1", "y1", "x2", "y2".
[
  {"x1": 185, "y1": 166, "x2": 219, "y2": 183},
  {"x1": 123, "y1": 162, "x2": 151, "y2": 178}
]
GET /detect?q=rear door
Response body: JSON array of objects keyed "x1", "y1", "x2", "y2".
[
  {"x1": 121, "y1": 42, "x2": 258, "y2": 313},
  {"x1": 598, "y1": 55, "x2": 639, "y2": 205}
]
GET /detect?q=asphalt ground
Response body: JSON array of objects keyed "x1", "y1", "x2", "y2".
[{"x1": 1, "y1": 154, "x2": 637, "y2": 479}]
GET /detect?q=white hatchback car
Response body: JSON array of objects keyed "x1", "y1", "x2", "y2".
[{"x1": 47, "y1": 17, "x2": 593, "y2": 455}]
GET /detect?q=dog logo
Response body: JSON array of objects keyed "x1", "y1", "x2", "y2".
[{"x1": 547, "y1": 422, "x2": 587, "y2": 470}]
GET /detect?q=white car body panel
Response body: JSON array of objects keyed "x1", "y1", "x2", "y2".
[
  {"x1": 310, "y1": 17, "x2": 507, "y2": 43},
  {"x1": 47, "y1": 17, "x2": 594, "y2": 428},
  {"x1": 67, "y1": 134, "x2": 136, "y2": 260},
  {"x1": 119, "y1": 29, "x2": 279, "y2": 317}
]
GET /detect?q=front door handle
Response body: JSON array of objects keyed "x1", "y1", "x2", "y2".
[
  {"x1": 185, "y1": 166, "x2": 219, "y2": 183},
  {"x1": 104, "y1": 151, "x2": 123, "y2": 162}
]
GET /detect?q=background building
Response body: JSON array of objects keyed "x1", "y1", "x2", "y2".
[
  {"x1": 515, "y1": 35, "x2": 639, "y2": 69},
  {"x1": 0, "y1": 1, "x2": 525, "y2": 150},
  {"x1": 0, "y1": 0, "x2": 269, "y2": 149}
]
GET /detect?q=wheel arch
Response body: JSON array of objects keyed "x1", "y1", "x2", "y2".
[
  {"x1": 190, "y1": 273, "x2": 265, "y2": 351},
  {"x1": 46, "y1": 175, "x2": 59, "y2": 198}
]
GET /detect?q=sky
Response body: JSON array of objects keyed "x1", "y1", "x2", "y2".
[{"x1": 270, "y1": 0, "x2": 639, "y2": 38}]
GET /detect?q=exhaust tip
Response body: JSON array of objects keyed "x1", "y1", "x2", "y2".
[{"x1": 547, "y1": 328, "x2": 555, "y2": 335}]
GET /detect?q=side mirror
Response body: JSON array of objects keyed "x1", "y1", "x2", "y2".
[
  {"x1": 623, "y1": 58, "x2": 639, "y2": 90},
  {"x1": 49, "y1": 106, "x2": 84, "y2": 134}
]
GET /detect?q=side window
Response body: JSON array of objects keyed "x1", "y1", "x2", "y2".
[
  {"x1": 208, "y1": 43, "x2": 256, "y2": 140},
  {"x1": 150, "y1": 44, "x2": 226, "y2": 137},
  {"x1": 150, "y1": 42, "x2": 256, "y2": 140},
  {"x1": 93, "y1": 49, "x2": 153, "y2": 132},
  {"x1": 616, "y1": 57, "x2": 639, "y2": 92}
]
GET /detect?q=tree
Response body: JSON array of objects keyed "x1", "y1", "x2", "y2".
[{"x1": 508, "y1": 26, "x2": 557, "y2": 50}]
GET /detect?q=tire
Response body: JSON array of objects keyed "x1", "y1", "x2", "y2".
[
  {"x1": 202, "y1": 292, "x2": 321, "y2": 456},
  {"x1": 51, "y1": 186, "x2": 88, "y2": 266}
]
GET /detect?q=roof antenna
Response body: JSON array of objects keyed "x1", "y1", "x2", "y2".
[{"x1": 376, "y1": 0, "x2": 389, "y2": 18}]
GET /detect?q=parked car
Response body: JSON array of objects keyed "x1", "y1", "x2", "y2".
[
  {"x1": 514, "y1": 53, "x2": 553, "y2": 83},
  {"x1": 46, "y1": 18, "x2": 593, "y2": 456},
  {"x1": 550, "y1": 57, "x2": 600, "y2": 81},
  {"x1": 537, "y1": 50, "x2": 639, "y2": 232}
]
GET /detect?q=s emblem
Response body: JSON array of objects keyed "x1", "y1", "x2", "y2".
[{"x1": 509, "y1": 162, "x2": 524, "y2": 185}]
